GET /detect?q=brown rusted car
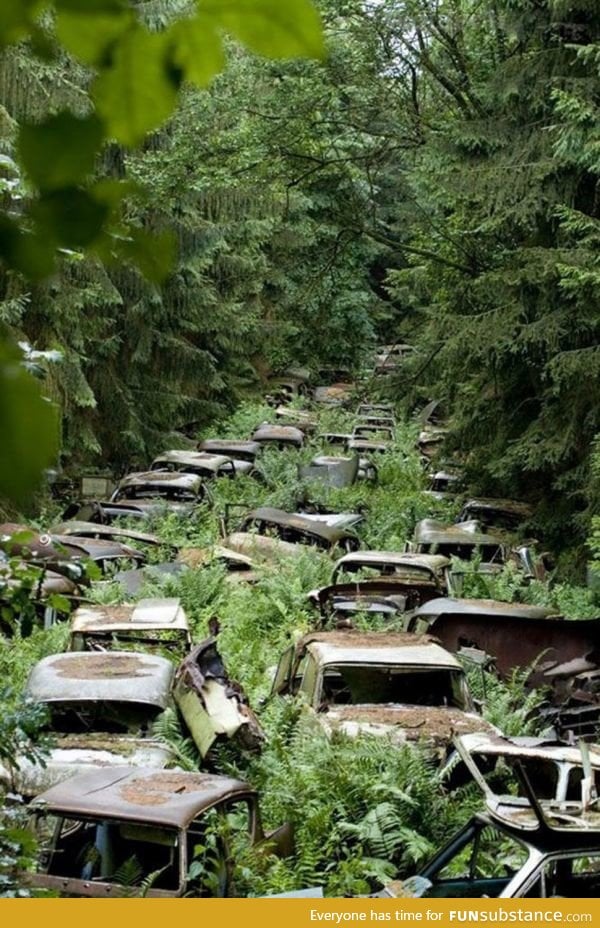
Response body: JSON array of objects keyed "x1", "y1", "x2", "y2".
[
  {"x1": 457, "y1": 498, "x2": 534, "y2": 533},
  {"x1": 251, "y1": 423, "x2": 304, "y2": 450},
  {"x1": 150, "y1": 450, "x2": 236, "y2": 480},
  {"x1": 197, "y1": 439, "x2": 261, "y2": 477},
  {"x1": 68, "y1": 598, "x2": 192, "y2": 655},
  {"x1": 236, "y1": 507, "x2": 361, "y2": 554},
  {"x1": 271, "y1": 630, "x2": 498, "y2": 751},
  {"x1": 25, "y1": 767, "x2": 292, "y2": 897}
]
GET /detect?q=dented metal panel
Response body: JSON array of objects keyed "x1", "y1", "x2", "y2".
[
  {"x1": 174, "y1": 639, "x2": 264, "y2": 758},
  {"x1": 27, "y1": 651, "x2": 175, "y2": 707}
]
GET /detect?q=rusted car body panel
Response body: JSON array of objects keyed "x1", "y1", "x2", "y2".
[
  {"x1": 24, "y1": 767, "x2": 291, "y2": 897},
  {"x1": 151, "y1": 450, "x2": 236, "y2": 480},
  {"x1": 425, "y1": 470, "x2": 463, "y2": 499},
  {"x1": 346, "y1": 437, "x2": 390, "y2": 455},
  {"x1": 3, "y1": 651, "x2": 178, "y2": 796},
  {"x1": 417, "y1": 428, "x2": 448, "y2": 460},
  {"x1": 442, "y1": 733, "x2": 600, "y2": 801},
  {"x1": 409, "y1": 596, "x2": 600, "y2": 677},
  {"x1": 69, "y1": 598, "x2": 192, "y2": 653},
  {"x1": 51, "y1": 521, "x2": 167, "y2": 552},
  {"x1": 352, "y1": 424, "x2": 394, "y2": 442},
  {"x1": 419, "y1": 400, "x2": 445, "y2": 427},
  {"x1": 331, "y1": 551, "x2": 450, "y2": 588},
  {"x1": 174, "y1": 638, "x2": 264, "y2": 758},
  {"x1": 176, "y1": 545, "x2": 258, "y2": 583},
  {"x1": 272, "y1": 631, "x2": 496, "y2": 748},
  {"x1": 312, "y1": 383, "x2": 355, "y2": 407},
  {"x1": 239, "y1": 507, "x2": 359, "y2": 553},
  {"x1": 457, "y1": 498, "x2": 534, "y2": 532},
  {"x1": 274, "y1": 406, "x2": 318, "y2": 433},
  {"x1": 410, "y1": 519, "x2": 506, "y2": 563},
  {"x1": 224, "y1": 532, "x2": 306, "y2": 563},
  {"x1": 251, "y1": 423, "x2": 304, "y2": 449},
  {"x1": 308, "y1": 579, "x2": 434, "y2": 628},
  {"x1": 381, "y1": 736, "x2": 600, "y2": 899},
  {"x1": 198, "y1": 439, "x2": 260, "y2": 463},
  {"x1": 357, "y1": 404, "x2": 394, "y2": 416},
  {"x1": 374, "y1": 344, "x2": 415, "y2": 374},
  {"x1": 298, "y1": 455, "x2": 359, "y2": 488}
]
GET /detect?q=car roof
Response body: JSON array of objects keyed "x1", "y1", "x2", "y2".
[
  {"x1": 299, "y1": 631, "x2": 461, "y2": 670},
  {"x1": 152, "y1": 450, "x2": 231, "y2": 471},
  {"x1": 198, "y1": 439, "x2": 260, "y2": 456},
  {"x1": 413, "y1": 519, "x2": 504, "y2": 546},
  {"x1": 51, "y1": 535, "x2": 139, "y2": 560},
  {"x1": 51, "y1": 522, "x2": 163, "y2": 547},
  {"x1": 117, "y1": 471, "x2": 203, "y2": 491},
  {"x1": 334, "y1": 550, "x2": 450, "y2": 574},
  {"x1": 252, "y1": 424, "x2": 304, "y2": 443},
  {"x1": 70, "y1": 598, "x2": 189, "y2": 635},
  {"x1": 30, "y1": 767, "x2": 254, "y2": 829},
  {"x1": 243, "y1": 507, "x2": 352, "y2": 543},
  {"x1": 461, "y1": 498, "x2": 534, "y2": 517},
  {"x1": 27, "y1": 651, "x2": 175, "y2": 708},
  {"x1": 415, "y1": 597, "x2": 555, "y2": 620}
]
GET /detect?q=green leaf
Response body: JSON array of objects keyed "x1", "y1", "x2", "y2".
[
  {"x1": 0, "y1": 337, "x2": 58, "y2": 506},
  {"x1": 31, "y1": 188, "x2": 109, "y2": 247},
  {"x1": 55, "y1": 8, "x2": 133, "y2": 65},
  {"x1": 200, "y1": 0, "x2": 325, "y2": 59},
  {"x1": 18, "y1": 112, "x2": 104, "y2": 191},
  {"x1": 169, "y1": 15, "x2": 224, "y2": 87},
  {"x1": 94, "y1": 27, "x2": 179, "y2": 145}
]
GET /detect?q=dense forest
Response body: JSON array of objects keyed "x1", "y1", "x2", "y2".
[
  {"x1": 1, "y1": 0, "x2": 600, "y2": 901},
  {"x1": 1, "y1": 0, "x2": 598, "y2": 556}
]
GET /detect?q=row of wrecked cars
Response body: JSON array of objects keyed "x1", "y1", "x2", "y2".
[{"x1": 5, "y1": 356, "x2": 600, "y2": 898}]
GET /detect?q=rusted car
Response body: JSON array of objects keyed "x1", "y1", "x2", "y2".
[
  {"x1": 108, "y1": 471, "x2": 209, "y2": 519},
  {"x1": 251, "y1": 423, "x2": 304, "y2": 450},
  {"x1": 352, "y1": 424, "x2": 395, "y2": 443},
  {"x1": 374, "y1": 344, "x2": 416, "y2": 375},
  {"x1": 150, "y1": 450, "x2": 236, "y2": 480},
  {"x1": 417, "y1": 428, "x2": 448, "y2": 461},
  {"x1": 312, "y1": 383, "x2": 355, "y2": 407},
  {"x1": 69, "y1": 598, "x2": 192, "y2": 655},
  {"x1": 299, "y1": 455, "x2": 359, "y2": 489},
  {"x1": 0, "y1": 561, "x2": 82, "y2": 635},
  {"x1": 0, "y1": 523, "x2": 144, "y2": 583},
  {"x1": 3, "y1": 640, "x2": 262, "y2": 796},
  {"x1": 197, "y1": 439, "x2": 260, "y2": 477},
  {"x1": 425, "y1": 470, "x2": 463, "y2": 500},
  {"x1": 25, "y1": 767, "x2": 292, "y2": 897},
  {"x1": 236, "y1": 507, "x2": 360, "y2": 554},
  {"x1": 3, "y1": 651, "x2": 178, "y2": 797},
  {"x1": 441, "y1": 733, "x2": 600, "y2": 800},
  {"x1": 271, "y1": 631, "x2": 497, "y2": 750},
  {"x1": 308, "y1": 579, "x2": 419, "y2": 629},
  {"x1": 346, "y1": 437, "x2": 390, "y2": 456},
  {"x1": 331, "y1": 550, "x2": 450, "y2": 595},
  {"x1": 274, "y1": 406, "x2": 318, "y2": 433},
  {"x1": 419, "y1": 399, "x2": 446, "y2": 427},
  {"x1": 379, "y1": 737, "x2": 600, "y2": 898},
  {"x1": 50, "y1": 521, "x2": 169, "y2": 555},
  {"x1": 177, "y1": 545, "x2": 259, "y2": 584},
  {"x1": 265, "y1": 375, "x2": 308, "y2": 405},
  {"x1": 408, "y1": 597, "x2": 558, "y2": 658},
  {"x1": 50, "y1": 534, "x2": 146, "y2": 579},
  {"x1": 356, "y1": 414, "x2": 396, "y2": 429},
  {"x1": 357, "y1": 403, "x2": 395, "y2": 416},
  {"x1": 409, "y1": 519, "x2": 506, "y2": 564},
  {"x1": 457, "y1": 497, "x2": 534, "y2": 533}
]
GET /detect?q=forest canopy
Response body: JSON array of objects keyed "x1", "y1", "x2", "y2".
[{"x1": 0, "y1": 0, "x2": 599, "y2": 556}]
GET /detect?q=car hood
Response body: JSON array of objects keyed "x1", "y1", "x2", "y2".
[
  {"x1": 1, "y1": 735, "x2": 174, "y2": 797},
  {"x1": 317, "y1": 706, "x2": 497, "y2": 746}
]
